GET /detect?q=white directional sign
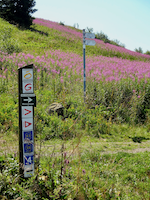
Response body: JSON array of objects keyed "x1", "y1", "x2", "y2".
[
  {"x1": 85, "y1": 40, "x2": 96, "y2": 46},
  {"x1": 85, "y1": 32, "x2": 95, "y2": 39}
]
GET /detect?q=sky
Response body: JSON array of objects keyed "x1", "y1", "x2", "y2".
[{"x1": 33, "y1": 0, "x2": 150, "y2": 53}]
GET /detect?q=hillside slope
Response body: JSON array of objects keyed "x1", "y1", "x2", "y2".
[
  {"x1": 1, "y1": 17, "x2": 150, "y2": 199},
  {"x1": 1, "y1": 17, "x2": 150, "y2": 61}
]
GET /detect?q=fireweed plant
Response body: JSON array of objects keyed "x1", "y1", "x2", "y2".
[
  {"x1": 34, "y1": 18, "x2": 150, "y2": 60},
  {"x1": 1, "y1": 48, "x2": 150, "y2": 123}
]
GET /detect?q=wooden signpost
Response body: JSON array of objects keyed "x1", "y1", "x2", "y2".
[{"x1": 18, "y1": 64, "x2": 36, "y2": 178}]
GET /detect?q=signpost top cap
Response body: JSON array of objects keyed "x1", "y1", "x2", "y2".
[{"x1": 18, "y1": 64, "x2": 34, "y2": 71}]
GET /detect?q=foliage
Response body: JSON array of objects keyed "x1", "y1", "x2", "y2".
[
  {"x1": 135, "y1": 47, "x2": 143, "y2": 54},
  {"x1": 0, "y1": 27, "x2": 21, "y2": 53},
  {"x1": 145, "y1": 50, "x2": 150, "y2": 55},
  {"x1": 0, "y1": 0, "x2": 37, "y2": 28},
  {"x1": 96, "y1": 31, "x2": 125, "y2": 48},
  {"x1": 59, "y1": 21, "x2": 65, "y2": 26},
  {"x1": 86, "y1": 27, "x2": 93, "y2": 33},
  {"x1": 96, "y1": 31, "x2": 110, "y2": 43}
]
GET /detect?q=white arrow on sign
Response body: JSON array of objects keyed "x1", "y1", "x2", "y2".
[
  {"x1": 24, "y1": 97, "x2": 33, "y2": 103},
  {"x1": 85, "y1": 32, "x2": 95, "y2": 39},
  {"x1": 85, "y1": 40, "x2": 96, "y2": 46}
]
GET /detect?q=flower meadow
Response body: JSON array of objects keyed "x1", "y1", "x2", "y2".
[
  {"x1": 34, "y1": 18, "x2": 150, "y2": 60},
  {"x1": 1, "y1": 47, "x2": 150, "y2": 123}
]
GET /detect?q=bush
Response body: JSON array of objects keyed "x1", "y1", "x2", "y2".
[{"x1": 0, "y1": 27, "x2": 21, "y2": 54}]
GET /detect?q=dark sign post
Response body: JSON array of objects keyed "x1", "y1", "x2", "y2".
[{"x1": 18, "y1": 64, "x2": 36, "y2": 178}]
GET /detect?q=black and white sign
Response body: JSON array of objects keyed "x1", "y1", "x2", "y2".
[{"x1": 21, "y1": 94, "x2": 36, "y2": 106}]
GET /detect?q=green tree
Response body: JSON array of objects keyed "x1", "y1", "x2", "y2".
[
  {"x1": 0, "y1": 0, "x2": 37, "y2": 28},
  {"x1": 96, "y1": 31, "x2": 110, "y2": 43},
  {"x1": 86, "y1": 27, "x2": 93, "y2": 33},
  {"x1": 135, "y1": 47, "x2": 143, "y2": 54},
  {"x1": 145, "y1": 50, "x2": 150, "y2": 55}
]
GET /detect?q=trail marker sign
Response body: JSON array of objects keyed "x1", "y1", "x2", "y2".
[
  {"x1": 18, "y1": 64, "x2": 36, "y2": 178},
  {"x1": 85, "y1": 40, "x2": 96, "y2": 46},
  {"x1": 83, "y1": 29, "x2": 96, "y2": 102},
  {"x1": 85, "y1": 32, "x2": 95, "y2": 39},
  {"x1": 21, "y1": 94, "x2": 36, "y2": 106}
]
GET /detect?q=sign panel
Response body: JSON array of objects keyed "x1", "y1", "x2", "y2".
[
  {"x1": 21, "y1": 95, "x2": 36, "y2": 107},
  {"x1": 22, "y1": 106, "x2": 33, "y2": 118},
  {"x1": 23, "y1": 131, "x2": 33, "y2": 141},
  {"x1": 85, "y1": 40, "x2": 96, "y2": 46},
  {"x1": 24, "y1": 164, "x2": 34, "y2": 178},
  {"x1": 85, "y1": 32, "x2": 95, "y2": 39},
  {"x1": 24, "y1": 155, "x2": 34, "y2": 165},
  {"x1": 22, "y1": 69, "x2": 33, "y2": 81},
  {"x1": 24, "y1": 143, "x2": 34, "y2": 154},
  {"x1": 22, "y1": 82, "x2": 34, "y2": 93},
  {"x1": 22, "y1": 118, "x2": 33, "y2": 131}
]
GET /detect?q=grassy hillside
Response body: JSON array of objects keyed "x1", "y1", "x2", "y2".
[{"x1": 1, "y1": 17, "x2": 150, "y2": 199}]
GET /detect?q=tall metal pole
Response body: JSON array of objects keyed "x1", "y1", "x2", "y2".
[{"x1": 83, "y1": 29, "x2": 86, "y2": 102}]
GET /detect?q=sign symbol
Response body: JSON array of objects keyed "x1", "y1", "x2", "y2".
[
  {"x1": 24, "y1": 71, "x2": 32, "y2": 79},
  {"x1": 24, "y1": 97, "x2": 33, "y2": 103},
  {"x1": 24, "y1": 109, "x2": 32, "y2": 115},
  {"x1": 25, "y1": 121, "x2": 32, "y2": 128},
  {"x1": 24, "y1": 131, "x2": 33, "y2": 141},
  {"x1": 24, "y1": 155, "x2": 33, "y2": 165},
  {"x1": 24, "y1": 143, "x2": 33, "y2": 153},
  {"x1": 25, "y1": 83, "x2": 32, "y2": 91}
]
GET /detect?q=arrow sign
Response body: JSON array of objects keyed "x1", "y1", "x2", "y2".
[
  {"x1": 85, "y1": 40, "x2": 96, "y2": 46},
  {"x1": 85, "y1": 32, "x2": 95, "y2": 39},
  {"x1": 24, "y1": 97, "x2": 32, "y2": 103},
  {"x1": 21, "y1": 94, "x2": 36, "y2": 107}
]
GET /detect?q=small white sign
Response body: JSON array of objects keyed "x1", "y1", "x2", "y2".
[
  {"x1": 85, "y1": 40, "x2": 96, "y2": 46},
  {"x1": 22, "y1": 69, "x2": 33, "y2": 81},
  {"x1": 24, "y1": 163, "x2": 34, "y2": 178},
  {"x1": 85, "y1": 32, "x2": 95, "y2": 39},
  {"x1": 22, "y1": 118, "x2": 33, "y2": 131},
  {"x1": 22, "y1": 81, "x2": 33, "y2": 93},
  {"x1": 22, "y1": 106, "x2": 33, "y2": 118}
]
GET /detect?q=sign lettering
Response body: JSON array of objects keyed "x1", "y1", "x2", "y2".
[{"x1": 23, "y1": 82, "x2": 33, "y2": 93}]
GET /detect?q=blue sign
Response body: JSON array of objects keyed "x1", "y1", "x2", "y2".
[
  {"x1": 24, "y1": 143, "x2": 33, "y2": 153},
  {"x1": 24, "y1": 155, "x2": 34, "y2": 165},
  {"x1": 23, "y1": 131, "x2": 33, "y2": 141}
]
